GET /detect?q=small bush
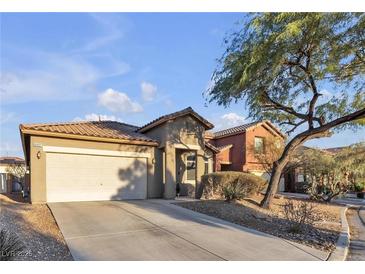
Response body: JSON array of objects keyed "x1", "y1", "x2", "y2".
[
  {"x1": 282, "y1": 200, "x2": 319, "y2": 233},
  {"x1": 222, "y1": 179, "x2": 245, "y2": 201},
  {"x1": 354, "y1": 182, "x2": 365, "y2": 192},
  {"x1": 0, "y1": 229, "x2": 25, "y2": 261},
  {"x1": 197, "y1": 171, "x2": 266, "y2": 200}
]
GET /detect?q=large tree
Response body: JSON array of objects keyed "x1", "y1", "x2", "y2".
[{"x1": 207, "y1": 13, "x2": 365, "y2": 208}]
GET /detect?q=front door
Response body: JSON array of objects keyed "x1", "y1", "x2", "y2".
[
  {"x1": 175, "y1": 150, "x2": 196, "y2": 197},
  {"x1": 185, "y1": 152, "x2": 196, "y2": 183}
]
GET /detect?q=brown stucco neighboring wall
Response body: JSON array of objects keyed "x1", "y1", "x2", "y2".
[
  {"x1": 210, "y1": 133, "x2": 246, "y2": 172},
  {"x1": 28, "y1": 135, "x2": 158, "y2": 203},
  {"x1": 244, "y1": 125, "x2": 280, "y2": 172},
  {"x1": 210, "y1": 123, "x2": 285, "y2": 173}
]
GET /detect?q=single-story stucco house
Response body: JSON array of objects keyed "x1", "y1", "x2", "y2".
[
  {"x1": 20, "y1": 107, "x2": 217, "y2": 203},
  {"x1": 0, "y1": 156, "x2": 26, "y2": 194}
]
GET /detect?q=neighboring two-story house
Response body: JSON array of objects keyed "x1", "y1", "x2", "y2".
[{"x1": 206, "y1": 121, "x2": 286, "y2": 180}]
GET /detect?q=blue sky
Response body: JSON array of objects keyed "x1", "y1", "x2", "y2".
[{"x1": 1, "y1": 13, "x2": 364, "y2": 157}]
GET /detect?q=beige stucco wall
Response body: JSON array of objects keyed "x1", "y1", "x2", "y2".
[
  {"x1": 144, "y1": 116, "x2": 208, "y2": 199},
  {"x1": 29, "y1": 135, "x2": 158, "y2": 203}
]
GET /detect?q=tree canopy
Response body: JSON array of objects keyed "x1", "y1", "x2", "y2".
[
  {"x1": 207, "y1": 13, "x2": 365, "y2": 208},
  {"x1": 208, "y1": 13, "x2": 365, "y2": 135}
]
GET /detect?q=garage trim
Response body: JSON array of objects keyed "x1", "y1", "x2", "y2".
[{"x1": 42, "y1": 146, "x2": 151, "y2": 158}]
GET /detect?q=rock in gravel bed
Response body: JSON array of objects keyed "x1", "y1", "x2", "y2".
[
  {"x1": 175, "y1": 197, "x2": 343, "y2": 252},
  {"x1": 0, "y1": 194, "x2": 72, "y2": 261}
]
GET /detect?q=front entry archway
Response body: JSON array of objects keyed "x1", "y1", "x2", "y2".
[{"x1": 175, "y1": 149, "x2": 196, "y2": 197}]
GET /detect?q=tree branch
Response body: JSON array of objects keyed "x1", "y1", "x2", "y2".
[
  {"x1": 262, "y1": 91, "x2": 309, "y2": 120},
  {"x1": 286, "y1": 120, "x2": 307, "y2": 135}
]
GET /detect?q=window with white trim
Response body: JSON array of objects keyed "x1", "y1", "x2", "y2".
[{"x1": 254, "y1": 137, "x2": 265, "y2": 154}]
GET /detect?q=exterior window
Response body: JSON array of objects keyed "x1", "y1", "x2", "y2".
[
  {"x1": 274, "y1": 139, "x2": 282, "y2": 149},
  {"x1": 204, "y1": 158, "x2": 209, "y2": 175},
  {"x1": 186, "y1": 153, "x2": 196, "y2": 181},
  {"x1": 254, "y1": 137, "x2": 265, "y2": 154}
]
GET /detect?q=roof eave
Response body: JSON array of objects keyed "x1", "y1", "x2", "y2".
[
  {"x1": 138, "y1": 112, "x2": 214, "y2": 133},
  {"x1": 19, "y1": 128, "x2": 159, "y2": 147},
  {"x1": 205, "y1": 143, "x2": 220, "y2": 153},
  {"x1": 212, "y1": 129, "x2": 246, "y2": 140},
  {"x1": 19, "y1": 125, "x2": 29, "y2": 165},
  {"x1": 218, "y1": 144, "x2": 233, "y2": 152},
  {"x1": 262, "y1": 120, "x2": 286, "y2": 139}
]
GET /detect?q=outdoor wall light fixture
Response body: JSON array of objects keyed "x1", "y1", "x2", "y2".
[{"x1": 37, "y1": 151, "x2": 41, "y2": 159}]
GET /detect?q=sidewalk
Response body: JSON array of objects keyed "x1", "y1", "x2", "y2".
[{"x1": 346, "y1": 207, "x2": 365, "y2": 261}]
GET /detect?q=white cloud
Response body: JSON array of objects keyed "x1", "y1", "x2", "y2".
[
  {"x1": 320, "y1": 89, "x2": 332, "y2": 98},
  {"x1": 213, "y1": 112, "x2": 246, "y2": 130},
  {"x1": 1, "y1": 53, "x2": 100, "y2": 104},
  {"x1": 221, "y1": 112, "x2": 246, "y2": 126},
  {"x1": 74, "y1": 14, "x2": 128, "y2": 53},
  {"x1": 73, "y1": 113, "x2": 122, "y2": 122},
  {"x1": 98, "y1": 88, "x2": 143, "y2": 113},
  {"x1": 141, "y1": 81, "x2": 157, "y2": 101},
  {"x1": 1, "y1": 45, "x2": 130, "y2": 104}
]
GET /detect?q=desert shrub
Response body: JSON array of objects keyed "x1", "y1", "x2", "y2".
[
  {"x1": 302, "y1": 143, "x2": 365, "y2": 202},
  {"x1": 0, "y1": 229, "x2": 25, "y2": 261},
  {"x1": 282, "y1": 200, "x2": 319, "y2": 233},
  {"x1": 354, "y1": 182, "x2": 365, "y2": 192},
  {"x1": 222, "y1": 179, "x2": 246, "y2": 201},
  {"x1": 197, "y1": 171, "x2": 266, "y2": 200}
]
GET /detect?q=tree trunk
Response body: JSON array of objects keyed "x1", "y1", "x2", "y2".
[
  {"x1": 260, "y1": 130, "x2": 330, "y2": 208},
  {"x1": 260, "y1": 107, "x2": 365, "y2": 208},
  {"x1": 260, "y1": 131, "x2": 310, "y2": 208},
  {"x1": 260, "y1": 158, "x2": 288, "y2": 208}
]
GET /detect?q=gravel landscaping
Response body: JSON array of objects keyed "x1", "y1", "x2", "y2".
[
  {"x1": 0, "y1": 194, "x2": 73, "y2": 261},
  {"x1": 175, "y1": 195, "x2": 343, "y2": 252}
]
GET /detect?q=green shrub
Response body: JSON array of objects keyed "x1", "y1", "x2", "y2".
[
  {"x1": 354, "y1": 182, "x2": 365, "y2": 192},
  {"x1": 197, "y1": 171, "x2": 266, "y2": 201},
  {"x1": 222, "y1": 178, "x2": 247, "y2": 201}
]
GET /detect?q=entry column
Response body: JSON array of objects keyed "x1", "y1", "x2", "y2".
[{"x1": 164, "y1": 143, "x2": 176, "y2": 199}]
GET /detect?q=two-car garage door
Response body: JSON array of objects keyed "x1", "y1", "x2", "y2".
[{"x1": 45, "y1": 149, "x2": 148, "y2": 203}]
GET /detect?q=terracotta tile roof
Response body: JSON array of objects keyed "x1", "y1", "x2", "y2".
[
  {"x1": 20, "y1": 121, "x2": 158, "y2": 145},
  {"x1": 213, "y1": 121, "x2": 261, "y2": 138},
  {"x1": 138, "y1": 107, "x2": 214, "y2": 133},
  {"x1": 216, "y1": 144, "x2": 233, "y2": 151},
  {"x1": 0, "y1": 156, "x2": 25, "y2": 164},
  {"x1": 212, "y1": 120, "x2": 285, "y2": 139},
  {"x1": 205, "y1": 142, "x2": 220, "y2": 153}
]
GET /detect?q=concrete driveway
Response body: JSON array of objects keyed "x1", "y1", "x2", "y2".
[{"x1": 48, "y1": 200, "x2": 328, "y2": 261}]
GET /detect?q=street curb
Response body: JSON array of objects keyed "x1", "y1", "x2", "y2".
[
  {"x1": 357, "y1": 206, "x2": 365, "y2": 226},
  {"x1": 327, "y1": 206, "x2": 350, "y2": 261}
]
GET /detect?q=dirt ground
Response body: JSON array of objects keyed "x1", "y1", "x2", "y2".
[
  {"x1": 176, "y1": 194, "x2": 343, "y2": 252},
  {"x1": 0, "y1": 194, "x2": 73, "y2": 261}
]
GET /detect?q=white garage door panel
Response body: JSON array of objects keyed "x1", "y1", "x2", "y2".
[{"x1": 46, "y1": 153, "x2": 147, "y2": 202}]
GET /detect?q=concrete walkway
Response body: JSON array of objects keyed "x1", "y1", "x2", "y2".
[
  {"x1": 49, "y1": 200, "x2": 328, "y2": 261},
  {"x1": 347, "y1": 207, "x2": 365, "y2": 261}
]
